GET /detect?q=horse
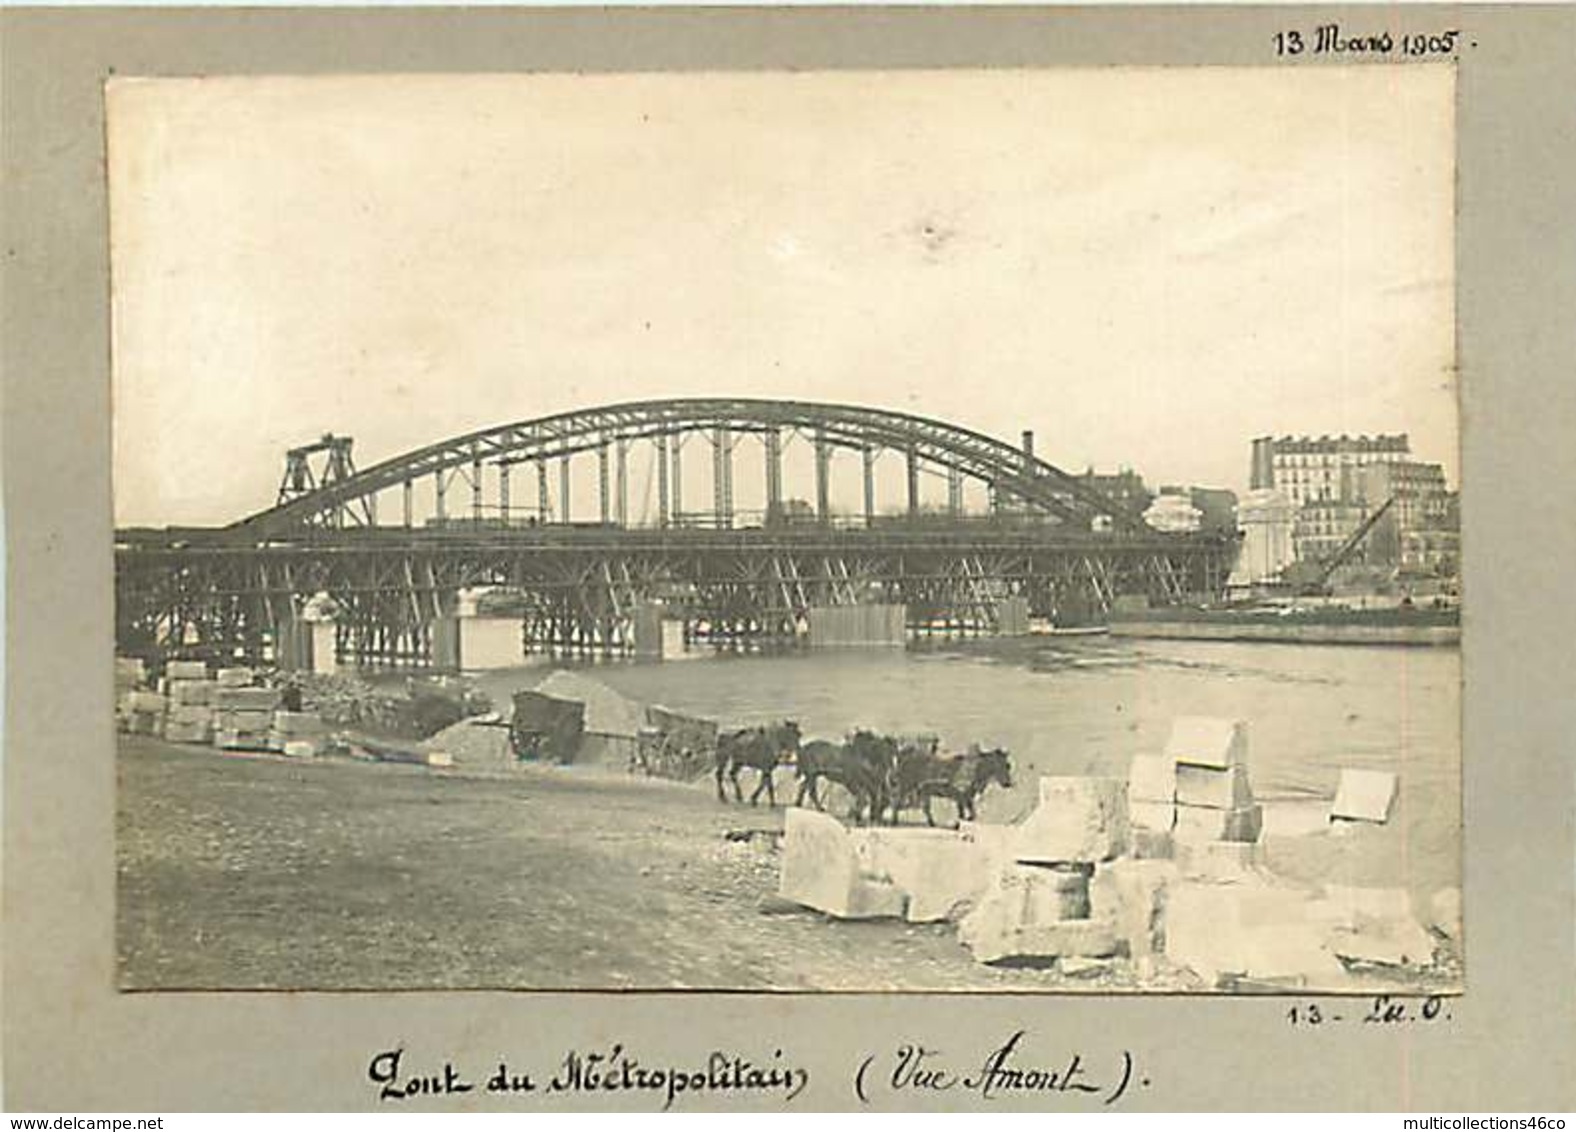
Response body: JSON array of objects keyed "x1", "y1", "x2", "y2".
[
  {"x1": 889, "y1": 744, "x2": 1014, "y2": 827},
  {"x1": 793, "y1": 731, "x2": 898, "y2": 824},
  {"x1": 714, "y1": 720, "x2": 801, "y2": 806}
]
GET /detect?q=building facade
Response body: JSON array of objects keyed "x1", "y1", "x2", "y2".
[
  {"x1": 1249, "y1": 434, "x2": 1411, "y2": 507},
  {"x1": 1247, "y1": 434, "x2": 1457, "y2": 576}
]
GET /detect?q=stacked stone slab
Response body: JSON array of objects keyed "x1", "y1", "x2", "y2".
[
  {"x1": 957, "y1": 777, "x2": 1127, "y2": 966},
  {"x1": 270, "y1": 710, "x2": 328, "y2": 757},
  {"x1": 216, "y1": 667, "x2": 255, "y2": 690},
  {"x1": 1164, "y1": 717, "x2": 1263, "y2": 875},
  {"x1": 164, "y1": 674, "x2": 216, "y2": 744},
  {"x1": 213, "y1": 686, "x2": 283, "y2": 750},
  {"x1": 121, "y1": 690, "x2": 167, "y2": 735}
]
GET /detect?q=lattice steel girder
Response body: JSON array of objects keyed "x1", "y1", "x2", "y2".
[
  {"x1": 117, "y1": 526, "x2": 1236, "y2": 661},
  {"x1": 231, "y1": 398, "x2": 1152, "y2": 535}
]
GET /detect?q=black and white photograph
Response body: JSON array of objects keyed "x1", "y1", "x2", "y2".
[{"x1": 109, "y1": 65, "x2": 1461, "y2": 996}]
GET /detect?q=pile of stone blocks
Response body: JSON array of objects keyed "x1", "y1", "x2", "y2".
[
  {"x1": 957, "y1": 778, "x2": 1129, "y2": 967},
  {"x1": 270, "y1": 710, "x2": 328, "y2": 758},
  {"x1": 213, "y1": 685, "x2": 283, "y2": 751},
  {"x1": 121, "y1": 690, "x2": 167, "y2": 736},
  {"x1": 164, "y1": 670, "x2": 216, "y2": 745},
  {"x1": 1162, "y1": 717, "x2": 1264, "y2": 878}
]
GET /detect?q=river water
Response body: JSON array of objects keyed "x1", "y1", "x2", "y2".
[{"x1": 474, "y1": 636, "x2": 1462, "y2": 903}]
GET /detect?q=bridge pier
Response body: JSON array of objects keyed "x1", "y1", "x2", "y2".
[
  {"x1": 499, "y1": 463, "x2": 511, "y2": 522},
  {"x1": 434, "y1": 468, "x2": 447, "y2": 523},
  {"x1": 537, "y1": 460, "x2": 550, "y2": 523},
  {"x1": 403, "y1": 479, "x2": 413, "y2": 528},
  {"x1": 471, "y1": 456, "x2": 483, "y2": 522}
]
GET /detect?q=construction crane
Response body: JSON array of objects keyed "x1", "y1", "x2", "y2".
[{"x1": 1281, "y1": 496, "x2": 1396, "y2": 596}]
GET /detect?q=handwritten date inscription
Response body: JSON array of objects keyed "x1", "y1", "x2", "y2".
[{"x1": 1274, "y1": 26, "x2": 1468, "y2": 58}]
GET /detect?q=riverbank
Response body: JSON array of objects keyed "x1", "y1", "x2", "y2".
[
  {"x1": 1107, "y1": 620, "x2": 1460, "y2": 647},
  {"x1": 118, "y1": 729, "x2": 1459, "y2": 994}
]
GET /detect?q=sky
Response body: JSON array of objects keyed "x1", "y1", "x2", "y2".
[{"x1": 108, "y1": 67, "x2": 1457, "y2": 527}]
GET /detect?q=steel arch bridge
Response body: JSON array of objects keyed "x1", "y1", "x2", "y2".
[
  {"x1": 116, "y1": 398, "x2": 1240, "y2": 667},
  {"x1": 236, "y1": 397, "x2": 1152, "y2": 535}
]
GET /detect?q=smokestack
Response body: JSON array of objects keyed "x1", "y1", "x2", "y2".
[{"x1": 1021, "y1": 430, "x2": 1036, "y2": 470}]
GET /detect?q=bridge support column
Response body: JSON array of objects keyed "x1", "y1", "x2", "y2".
[
  {"x1": 815, "y1": 430, "x2": 831, "y2": 523},
  {"x1": 615, "y1": 438, "x2": 628, "y2": 526},
  {"x1": 655, "y1": 434, "x2": 670, "y2": 527},
  {"x1": 434, "y1": 469, "x2": 447, "y2": 523},
  {"x1": 862, "y1": 446, "x2": 877, "y2": 527},
  {"x1": 764, "y1": 429, "x2": 782, "y2": 523},
  {"x1": 536, "y1": 460, "x2": 549, "y2": 523},
  {"x1": 906, "y1": 445, "x2": 921, "y2": 518},
  {"x1": 713, "y1": 426, "x2": 732, "y2": 529},
  {"x1": 598, "y1": 440, "x2": 611, "y2": 524},
  {"x1": 559, "y1": 454, "x2": 571, "y2": 523},
  {"x1": 499, "y1": 464, "x2": 511, "y2": 523},
  {"x1": 948, "y1": 465, "x2": 963, "y2": 517},
  {"x1": 402, "y1": 479, "x2": 413, "y2": 528},
  {"x1": 472, "y1": 457, "x2": 483, "y2": 522}
]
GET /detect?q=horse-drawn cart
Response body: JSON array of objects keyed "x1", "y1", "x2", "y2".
[
  {"x1": 509, "y1": 690, "x2": 586, "y2": 763},
  {"x1": 636, "y1": 704, "x2": 719, "y2": 781}
]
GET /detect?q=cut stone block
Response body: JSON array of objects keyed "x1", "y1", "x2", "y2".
[
  {"x1": 167, "y1": 680, "x2": 213, "y2": 707},
  {"x1": 1179, "y1": 839, "x2": 1265, "y2": 882},
  {"x1": 958, "y1": 821, "x2": 1018, "y2": 875},
  {"x1": 165, "y1": 704, "x2": 212, "y2": 725},
  {"x1": 1175, "y1": 763, "x2": 1254, "y2": 811},
  {"x1": 216, "y1": 668, "x2": 254, "y2": 688},
  {"x1": 425, "y1": 751, "x2": 455, "y2": 768},
  {"x1": 1310, "y1": 885, "x2": 1435, "y2": 967},
  {"x1": 1091, "y1": 859, "x2": 1176, "y2": 960},
  {"x1": 1166, "y1": 879, "x2": 1345, "y2": 987},
  {"x1": 214, "y1": 709, "x2": 275, "y2": 733},
  {"x1": 1165, "y1": 716, "x2": 1247, "y2": 770},
  {"x1": 166, "y1": 660, "x2": 209, "y2": 681},
  {"x1": 780, "y1": 807, "x2": 906, "y2": 920},
  {"x1": 852, "y1": 827, "x2": 989, "y2": 923},
  {"x1": 1015, "y1": 777, "x2": 1129, "y2": 864},
  {"x1": 272, "y1": 710, "x2": 327, "y2": 736},
  {"x1": 1131, "y1": 828, "x2": 1175, "y2": 860},
  {"x1": 162, "y1": 720, "x2": 212, "y2": 744},
  {"x1": 971, "y1": 918, "x2": 1120, "y2": 967},
  {"x1": 281, "y1": 740, "x2": 318, "y2": 760},
  {"x1": 1330, "y1": 769, "x2": 1397, "y2": 824},
  {"x1": 214, "y1": 687, "x2": 282, "y2": 711},
  {"x1": 1129, "y1": 800, "x2": 1176, "y2": 832},
  {"x1": 1127, "y1": 755, "x2": 1176, "y2": 804},
  {"x1": 126, "y1": 691, "x2": 167, "y2": 715},
  {"x1": 1174, "y1": 803, "x2": 1262, "y2": 845}
]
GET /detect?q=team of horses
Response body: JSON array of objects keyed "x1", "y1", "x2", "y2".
[{"x1": 713, "y1": 721, "x2": 1012, "y2": 827}]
